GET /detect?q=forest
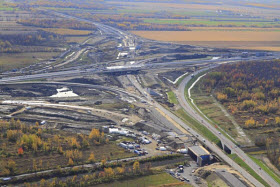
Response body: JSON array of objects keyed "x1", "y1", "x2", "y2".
[
  {"x1": 19, "y1": 19, "x2": 97, "y2": 30},
  {"x1": 0, "y1": 31, "x2": 63, "y2": 53},
  {"x1": 200, "y1": 60, "x2": 280, "y2": 168},
  {"x1": 201, "y1": 60, "x2": 280, "y2": 128},
  {"x1": 0, "y1": 119, "x2": 131, "y2": 177},
  {"x1": 74, "y1": 13, "x2": 191, "y2": 31}
]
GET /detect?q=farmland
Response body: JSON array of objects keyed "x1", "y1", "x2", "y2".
[
  {"x1": 132, "y1": 30, "x2": 280, "y2": 51},
  {"x1": 0, "y1": 52, "x2": 59, "y2": 72},
  {"x1": 143, "y1": 18, "x2": 280, "y2": 28}
]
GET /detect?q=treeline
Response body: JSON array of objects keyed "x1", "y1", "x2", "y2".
[
  {"x1": 14, "y1": 0, "x2": 107, "y2": 10},
  {"x1": 0, "y1": 31, "x2": 63, "y2": 53},
  {"x1": 255, "y1": 135, "x2": 280, "y2": 170},
  {"x1": 201, "y1": 60, "x2": 280, "y2": 128},
  {"x1": 19, "y1": 19, "x2": 97, "y2": 30},
  {"x1": 75, "y1": 13, "x2": 190, "y2": 31},
  {"x1": 23, "y1": 161, "x2": 153, "y2": 187}
]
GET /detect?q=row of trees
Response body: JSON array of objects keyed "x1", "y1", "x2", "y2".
[
  {"x1": 0, "y1": 31, "x2": 63, "y2": 53},
  {"x1": 19, "y1": 19, "x2": 97, "y2": 30},
  {"x1": 75, "y1": 13, "x2": 190, "y2": 31},
  {"x1": 23, "y1": 161, "x2": 152, "y2": 187},
  {"x1": 16, "y1": 0, "x2": 107, "y2": 10}
]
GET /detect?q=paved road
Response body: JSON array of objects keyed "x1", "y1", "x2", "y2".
[
  {"x1": 127, "y1": 74, "x2": 264, "y2": 187},
  {"x1": 176, "y1": 66, "x2": 279, "y2": 187},
  {"x1": 0, "y1": 56, "x2": 276, "y2": 84}
]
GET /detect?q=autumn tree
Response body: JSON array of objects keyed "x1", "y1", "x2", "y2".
[
  {"x1": 88, "y1": 152, "x2": 95, "y2": 163},
  {"x1": 133, "y1": 161, "x2": 140, "y2": 174},
  {"x1": 115, "y1": 166, "x2": 125, "y2": 174},
  {"x1": 18, "y1": 147, "x2": 24, "y2": 156},
  {"x1": 33, "y1": 159, "x2": 37, "y2": 171},
  {"x1": 104, "y1": 167, "x2": 114, "y2": 178},
  {"x1": 101, "y1": 158, "x2": 107, "y2": 167},
  {"x1": 68, "y1": 158, "x2": 74, "y2": 166},
  {"x1": 216, "y1": 92, "x2": 227, "y2": 102},
  {"x1": 245, "y1": 118, "x2": 256, "y2": 128},
  {"x1": 5, "y1": 159, "x2": 16, "y2": 175},
  {"x1": 275, "y1": 117, "x2": 280, "y2": 126}
]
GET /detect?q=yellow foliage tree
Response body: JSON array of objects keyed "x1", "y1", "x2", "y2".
[
  {"x1": 245, "y1": 117, "x2": 256, "y2": 128},
  {"x1": 68, "y1": 158, "x2": 74, "y2": 166},
  {"x1": 275, "y1": 117, "x2": 280, "y2": 125},
  {"x1": 89, "y1": 128, "x2": 100, "y2": 140},
  {"x1": 133, "y1": 161, "x2": 140, "y2": 174},
  {"x1": 88, "y1": 152, "x2": 95, "y2": 163}
]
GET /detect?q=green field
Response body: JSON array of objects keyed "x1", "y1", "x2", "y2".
[
  {"x1": 167, "y1": 91, "x2": 178, "y2": 104},
  {"x1": 95, "y1": 173, "x2": 190, "y2": 187},
  {"x1": 229, "y1": 154, "x2": 269, "y2": 186},
  {"x1": 249, "y1": 155, "x2": 280, "y2": 184},
  {"x1": 143, "y1": 18, "x2": 280, "y2": 27}
]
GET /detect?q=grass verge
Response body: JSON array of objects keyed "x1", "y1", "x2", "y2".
[
  {"x1": 249, "y1": 155, "x2": 280, "y2": 184},
  {"x1": 229, "y1": 154, "x2": 269, "y2": 187},
  {"x1": 95, "y1": 172, "x2": 190, "y2": 187},
  {"x1": 167, "y1": 91, "x2": 178, "y2": 104},
  {"x1": 174, "y1": 108, "x2": 220, "y2": 144}
]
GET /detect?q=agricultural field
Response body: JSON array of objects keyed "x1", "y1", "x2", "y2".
[
  {"x1": 132, "y1": 30, "x2": 280, "y2": 51},
  {"x1": 0, "y1": 52, "x2": 59, "y2": 72}
]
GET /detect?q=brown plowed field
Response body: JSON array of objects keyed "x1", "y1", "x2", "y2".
[{"x1": 132, "y1": 30, "x2": 280, "y2": 51}]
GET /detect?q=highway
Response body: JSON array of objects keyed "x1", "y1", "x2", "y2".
[
  {"x1": 126, "y1": 73, "x2": 265, "y2": 187},
  {"x1": 176, "y1": 66, "x2": 279, "y2": 187},
  {"x1": 1, "y1": 9, "x2": 280, "y2": 186},
  {"x1": 0, "y1": 56, "x2": 276, "y2": 84}
]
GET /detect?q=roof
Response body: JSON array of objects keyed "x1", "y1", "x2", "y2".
[{"x1": 188, "y1": 146, "x2": 210, "y2": 156}]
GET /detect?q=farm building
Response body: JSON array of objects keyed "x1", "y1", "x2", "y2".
[{"x1": 187, "y1": 146, "x2": 211, "y2": 166}]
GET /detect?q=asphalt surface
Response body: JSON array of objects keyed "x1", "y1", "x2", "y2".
[
  {"x1": 176, "y1": 66, "x2": 279, "y2": 187},
  {"x1": 127, "y1": 74, "x2": 266, "y2": 187},
  {"x1": 1, "y1": 9, "x2": 279, "y2": 186}
]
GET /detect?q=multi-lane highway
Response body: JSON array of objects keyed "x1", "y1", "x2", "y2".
[
  {"x1": 126, "y1": 73, "x2": 265, "y2": 187},
  {"x1": 1, "y1": 9, "x2": 280, "y2": 186},
  {"x1": 176, "y1": 66, "x2": 279, "y2": 187},
  {"x1": 0, "y1": 56, "x2": 277, "y2": 83}
]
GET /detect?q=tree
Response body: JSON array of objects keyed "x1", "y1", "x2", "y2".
[
  {"x1": 40, "y1": 179, "x2": 46, "y2": 187},
  {"x1": 5, "y1": 159, "x2": 16, "y2": 175},
  {"x1": 133, "y1": 161, "x2": 140, "y2": 174},
  {"x1": 104, "y1": 167, "x2": 114, "y2": 178},
  {"x1": 68, "y1": 158, "x2": 74, "y2": 166},
  {"x1": 89, "y1": 128, "x2": 100, "y2": 140},
  {"x1": 101, "y1": 158, "x2": 107, "y2": 167},
  {"x1": 33, "y1": 159, "x2": 37, "y2": 171},
  {"x1": 88, "y1": 152, "x2": 95, "y2": 163},
  {"x1": 275, "y1": 117, "x2": 280, "y2": 126},
  {"x1": 216, "y1": 92, "x2": 227, "y2": 102},
  {"x1": 39, "y1": 159, "x2": 43, "y2": 169},
  {"x1": 115, "y1": 167, "x2": 125, "y2": 174},
  {"x1": 245, "y1": 118, "x2": 256, "y2": 128},
  {"x1": 18, "y1": 147, "x2": 24, "y2": 156}
]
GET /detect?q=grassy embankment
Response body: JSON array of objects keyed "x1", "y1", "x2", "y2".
[
  {"x1": 95, "y1": 172, "x2": 191, "y2": 187},
  {"x1": 167, "y1": 91, "x2": 178, "y2": 104},
  {"x1": 229, "y1": 154, "x2": 269, "y2": 186},
  {"x1": 248, "y1": 155, "x2": 280, "y2": 184}
]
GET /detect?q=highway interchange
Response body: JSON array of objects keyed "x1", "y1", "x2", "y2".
[{"x1": 1, "y1": 10, "x2": 280, "y2": 187}]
